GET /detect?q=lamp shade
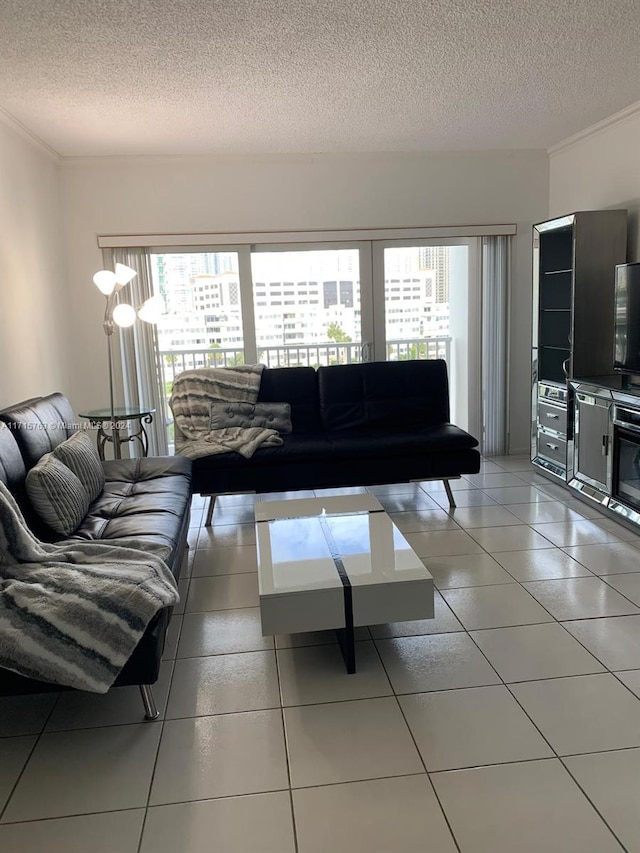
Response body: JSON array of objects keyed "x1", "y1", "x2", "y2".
[
  {"x1": 138, "y1": 296, "x2": 163, "y2": 325},
  {"x1": 112, "y1": 303, "x2": 137, "y2": 327},
  {"x1": 93, "y1": 269, "x2": 117, "y2": 295},
  {"x1": 114, "y1": 263, "x2": 137, "y2": 286}
]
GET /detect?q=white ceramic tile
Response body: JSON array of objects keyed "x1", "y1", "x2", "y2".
[
  {"x1": 197, "y1": 523, "x2": 256, "y2": 548},
  {"x1": 376, "y1": 492, "x2": 441, "y2": 513},
  {"x1": 563, "y1": 541, "x2": 640, "y2": 575},
  {"x1": 369, "y1": 590, "x2": 463, "y2": 637},
  {"x1": 430, "y1": 489, "x2": 498, "y2": 508},
  {"x1": 477, "y1": 459, "x2": 511, "y2": 474},
  {"x1": 369, "y1": 482, "x2": 426, "y2": 496},
  {"x1": 162, "y1": 614, "x2": 182, "y2": 660},
  {"x1": 150, "y1": 711, "x2": 289, "y2": 805},
  {"x1": 482, "y1": 486, "x2": 556, "y2": 504},
  {"x1": 508, "y1": 470, "x2": 560, "y2": 486},
  {"x1": 257, "y1": 489, "x2": 316, "y2": 502},
  {"x1": 185, "y1": 573, "x2": 259, "y2": 612},
  {"x1": 432, "y1": 759, "x2": 623, "y2": 853},
  {"x1": 463, "y1": 472, "x2": 528, "y2": 488},
  {"x1": 403, "y1": 529, "x2": 483, "y2": 558},
  {"x1": 274, "y1": 626, "x2": 371, "y2": 649},
  {"x1": 510, "y1": 674, "x2": 640, "y2": 755},
  {"x1": 560, "y1": 497, "x2": 608, "y2": 519},
  {"x1": 487, "y1": 455, "x2": 536, "y2": 473},
  {"x1": 418, "y1": 478, "x2": 476, "y2": 494},
  {"x1": 531, "y1": 520, "x2": 621, "y2": 547},
  {"x1": 424, "y1": 553, "x2": 516, "y2": 589},
  {"x1": 192, "y1": 545, "x2": 257, "y2": 576},
  {"x1": 3, "y1": 724, "x2": 161, "y2": 821},
  {"x1": 493, "y1": 548, "x2": 592, "y2": 581},
  {"x1": 173, "y1": 578, "x2": 189, "y2": 615},
  {"x1": 388, "y1": 509, "x2": 460, "y2": 532},
  {"x1": 313, "y1": 486, "x2": 369, "y2": 497},
  {"x1": 214, "y1": 493, "x2": 258, "y2": 507},
  {"x1": 447, "y1": 505, "x2": 523, "y2": 529},
  {"x1": 284, "y1": 697, "x2": 423, "y2": 788},
  {"x1": 0, "y1": 810, "x2": 145, "y2": 853},
  {"x1": 45, "y1": 660, "x2": 173, "y2": 731},
  {"x1": 536, "y1": 482, "x2": 576, "y2": 500},
  {"x1": 277, "y1": 641, "x2": 392, "y2": 706},
  {"x1": 293, "y1": 775, "x2": 457, "y2": 853},
  {"x1": 604, "y1": 572, "x2": 640, "y2": 605},
  {"x1": 167, "y1": 651, "x2": 279, "y2": 718},
  {"x1": 504, "y1": 501, "x2": 585, "y2": 524},
  {"x1": 565, "y1": 749, "x2": 640, "y2": 853},
  {"x1": 400, "y1": 686, "x2": 553, "y2": 771},
  {"x1": 441, "y1": 584, "x2": 554, "y2": 630},
  {"x1": 616, "y1": 670, "x2": 640, "y2": 698},
  {"x1": 0, "y1": 737, "x2": 36, "y2": 812},
  {"x1": 470, "y1": 623, "x2": 606, "y2": 682},
  {"x1": 593, "y1": 516, "x2": 640, "y2": 542},
  {"x1": 563, "y1": 616, "x2": 640, "y2": 670},
  {"x1": 469, "y1": 525, "x2": 555, "y2": 553},
  {"x1": 523, "y1": 577, "x2": 640, "y2": 620},
  {"x1": 141, "y1": 793, "x2": 296, "y2": 853},
  {"x1": 0, "y1": 694, "x2": 57, "y2": 737},
  {"x1": 177, "y1": 608, "x2": 273, "y2": 657},
  {"x1": 375, "y1": 633, "x2": 500, "y2": 693},
  {"x1": 210, "y1": 503, "x2": 256, "y2": 526}
]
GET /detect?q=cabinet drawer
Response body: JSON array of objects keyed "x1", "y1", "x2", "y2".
[
  {"x1": 538, "y1": 401, "x2": 567, "y2": 435},
  {"x1": 537, "y1": 430, "x2": 567, "y2": 466}
]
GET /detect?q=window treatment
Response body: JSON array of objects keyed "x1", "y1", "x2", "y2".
[
  {"x1": 482, "y1": 236, "x2": 510, "y2": 455},
  {"x1": 107, "y1": 248, "x2": 169, "y2": 456}
]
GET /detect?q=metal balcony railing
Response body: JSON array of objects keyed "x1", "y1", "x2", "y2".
[{"x1": 159, "y1": 337, "x2": 451, "y2": 386}]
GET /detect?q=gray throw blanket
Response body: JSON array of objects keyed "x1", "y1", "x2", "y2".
[
  {"x1": 0, "y1": 481, "x2": 178, "y2": 693},
  {"x1": 169, "y1": 364, "x2": 283, "y2": 460}
]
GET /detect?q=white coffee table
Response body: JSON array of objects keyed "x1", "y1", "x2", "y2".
[{"x1": 255, "y1": 492, "x2": 434, "y2": 672}]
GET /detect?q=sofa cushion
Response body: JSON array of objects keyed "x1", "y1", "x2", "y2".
[
  {"x1": 25, "y1": 454, "x2": 90, "y2": 535},
  {"x1": 71, "y1": 456, "x2": 192, "y2": 573},
  {"x1": 53, "y1": 431, "x2": 105, "y2": 502},
  {"x1": 328, "y1": 424, "x2": 479, "y2": 459},
  {"x1": 0, "y1": 425, "x2": 26, "y2": 491},
  {"x1": 318, "y1": 360, "x2": 450, "y2": 431},
  {"x1": 210, "y1": 401, "x2": 292, "y2": 433},
  {"x1": 257, "y1": 367, "x2": 321, "y2": 432}
]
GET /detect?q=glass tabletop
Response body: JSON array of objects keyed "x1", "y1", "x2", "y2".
[{"x1": 79, "y1": 407, "x2": 156, "y2": 419}]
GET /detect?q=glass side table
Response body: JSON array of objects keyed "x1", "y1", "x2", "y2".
[{"x1": 79, "y1": 407, "x2": 156, "y2": 460}]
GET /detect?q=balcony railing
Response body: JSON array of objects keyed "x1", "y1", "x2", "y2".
[{"x1": 159, "y1": 337, "x2": 451, "y2": 387}]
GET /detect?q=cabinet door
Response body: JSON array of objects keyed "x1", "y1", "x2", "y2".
[{"x1": 574, "y1": 395, "x2": 611, "y2": 489}]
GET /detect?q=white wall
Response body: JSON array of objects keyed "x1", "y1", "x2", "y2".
[
  {"x1": 61, "y1": 150, "x2": 549, "y2": 451},
  {"x1": 550, "y1": 106, "x2": 640, "y2": 261},
  {"x1": 0, "y1": 120, "x2": 69, "y2": 408}
]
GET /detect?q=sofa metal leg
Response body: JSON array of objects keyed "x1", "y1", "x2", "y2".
[
  {"x1": 205, "y1": 494, "x2": 217, "y2": 526},
  {"x1": 443, "y1": 479, "x2": 457, "y2": 508},
  {"x1": 139, "y1": 684, "x2": 160, "y2": 721}
]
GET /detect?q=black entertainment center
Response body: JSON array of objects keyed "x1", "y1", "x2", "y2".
[{"x1": 531, "y1": 212, "x2": 640, "y2": 529}]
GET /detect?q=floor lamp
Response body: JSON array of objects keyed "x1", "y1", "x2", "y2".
[{"x1": 93, "y1": 263, "x2": 162, "y2": 435}]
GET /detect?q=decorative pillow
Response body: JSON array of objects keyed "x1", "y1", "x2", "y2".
[
  {"x1": 53, "y1": 431, "x2": 105, "y2": 503},
  {"x1": 25, "y1": 455, "x2": 90, "y2": 536},
  {"x1": 210, "y1": 401, "x2": 292, "y2": 433}
]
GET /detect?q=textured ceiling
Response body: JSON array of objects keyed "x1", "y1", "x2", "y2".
[{"x1": 1, "y1": 0, "x2": 639, "y2": 157}]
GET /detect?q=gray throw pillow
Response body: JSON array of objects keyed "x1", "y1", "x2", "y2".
[
  {"x1": 53, "y1": 431, "x2": 105, "y2": 503},
  {"x1": 26, "y1": 455, "x2": 90, "y2": 536},
  {"x1": 210, "y1": 402, "x2": 292, "y2": 433}
]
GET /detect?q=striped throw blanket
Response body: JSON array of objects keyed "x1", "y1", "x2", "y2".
[
  {"x1": 0, "y1": 481, "x2": 179, "y2": 693},
  {"x1": 169, "y1": 365, "x2": 283, "y2": 460}
]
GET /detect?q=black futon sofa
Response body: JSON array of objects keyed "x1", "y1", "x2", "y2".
[
  {"x1": 0, "y1": 393, "x2": 192, "y2": 719},
  {"x1": 185, "y1": 359, "x2": 481, "y2": 524}
]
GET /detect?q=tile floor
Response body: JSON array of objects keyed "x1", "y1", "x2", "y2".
[{"x1": 2, "y1": 456, "x2": 640, "y2": 851}]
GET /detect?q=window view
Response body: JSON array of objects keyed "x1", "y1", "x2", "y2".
[
  {"x1": 251, "y1": 249, "x2": 361, "y2": 367},
  {"x1": 382, "y1": 246, "x2": 458, "y2": 361}
]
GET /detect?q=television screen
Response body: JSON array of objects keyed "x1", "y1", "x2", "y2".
[{"x1": 614, "y1": 263, "x2": 640, "y2": 374}]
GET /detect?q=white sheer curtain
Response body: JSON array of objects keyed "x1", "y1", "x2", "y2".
[
  {"x1": 482, "y1": 236, "x2": 510, "y2": 455},
  {"x1": 106, "y1": 247, "x2": 169, "y2": 456}
]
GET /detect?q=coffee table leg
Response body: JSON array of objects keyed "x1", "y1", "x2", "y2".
[{"x1": 335, "y1": 624, "x2": 356, "y2": 674}]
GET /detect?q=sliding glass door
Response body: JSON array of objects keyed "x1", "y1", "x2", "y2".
[{"x1": 150, "y1": 237, "x2": 480, "y2": 437}]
